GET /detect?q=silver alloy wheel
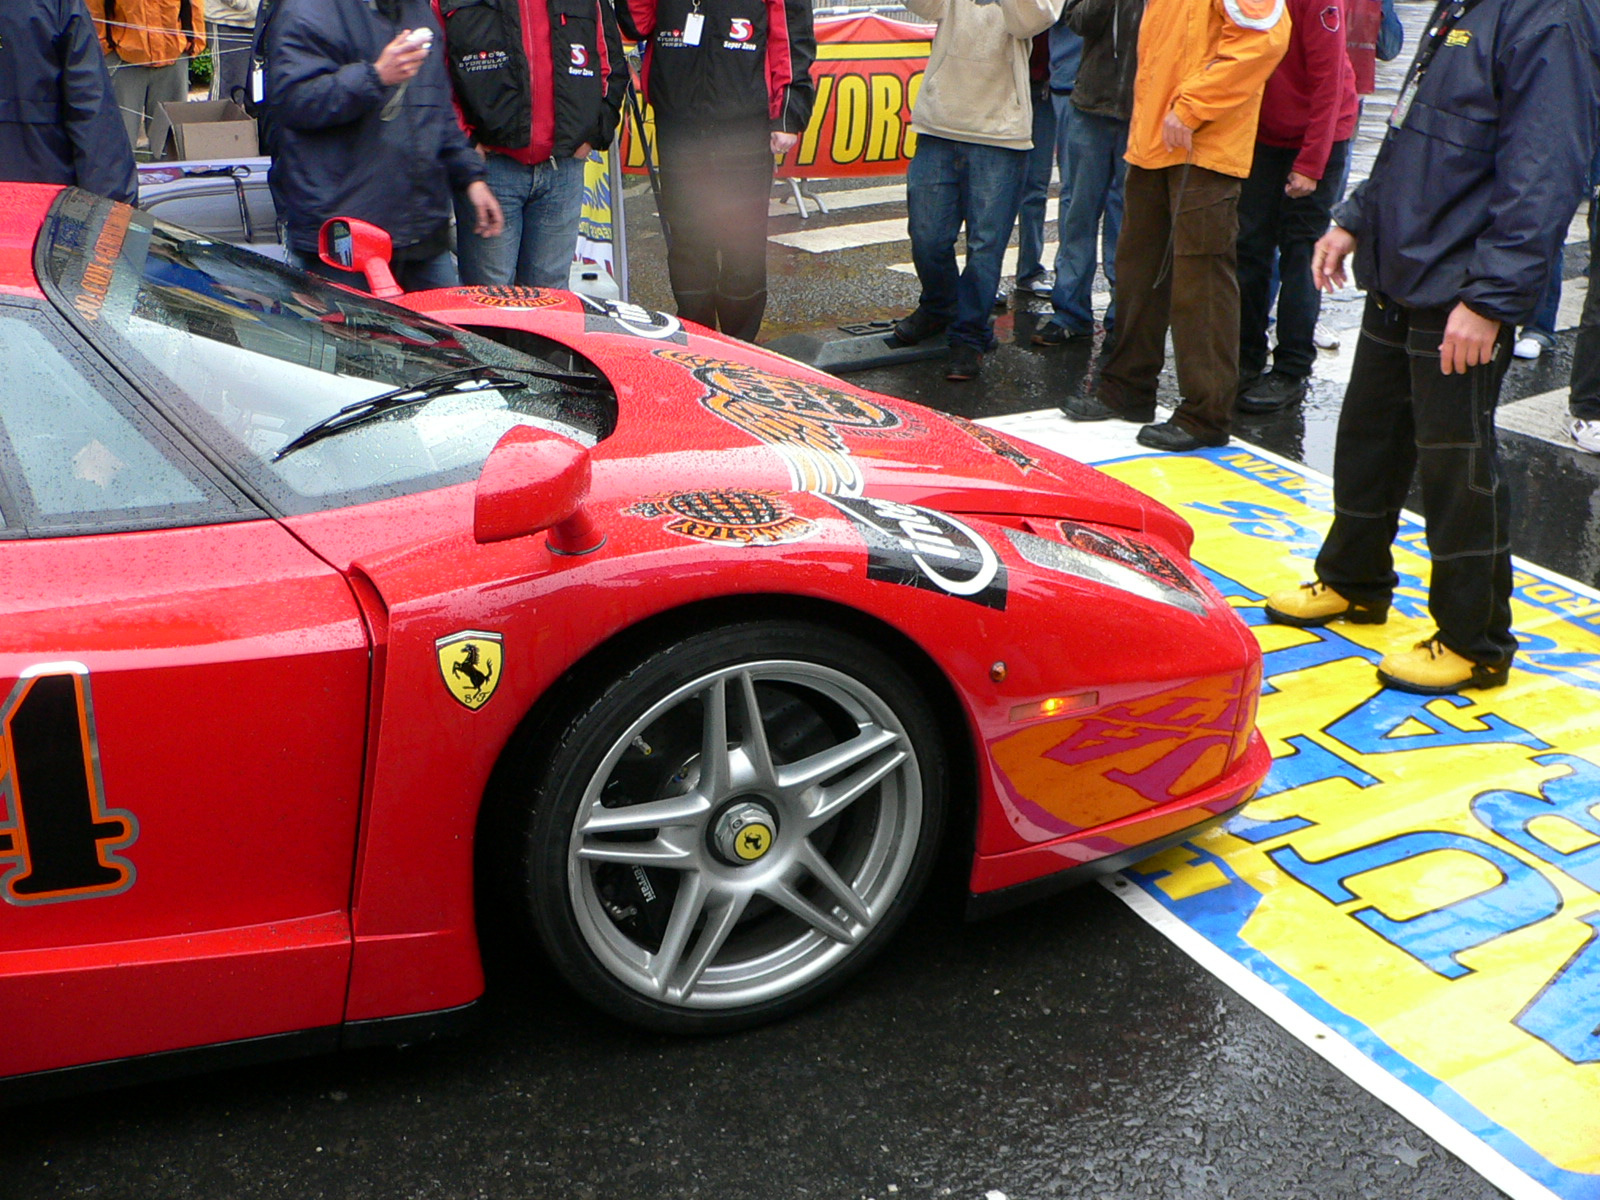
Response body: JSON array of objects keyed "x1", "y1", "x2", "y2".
[{"x1": 565, "y1": 659, "x2": 922, "y2": 1010}]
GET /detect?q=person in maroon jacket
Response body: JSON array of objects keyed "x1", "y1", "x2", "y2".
[
  {"x1": 438, "y1": 0, "x2": 627, "y2": 288},
  {"x1": 1234, "y1": 0, "x2": 1358, "y2": 413},
  {"x1": 618, "y1": 0, "x2": 815, "y2": 341}
]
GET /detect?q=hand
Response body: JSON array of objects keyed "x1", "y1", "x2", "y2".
[
  {"x1": 1161, "y1": 110, "x2": 1194, "y2": 152},
  {"x1": 466, "y1": 180, "x2": 505, "y2": 239},
  {"x1": 1285, "y1": 171, "x2": 1316, "y2": 199},
  {"x1": 1313, "y1": 225, "x2": 1356, "y2": 291},
  {"x1": 771, "y1": 130, "x2": 799, "y2": 156},
  {"x1": 1440, "y1": 302, "x2": 1501, "y2": 375},
  {"x1": 573, "y1": 142, "x2": 593, "y2": 160},
  {"x1": 375, "y1": 31, "x2": 428, "y2": 86}
]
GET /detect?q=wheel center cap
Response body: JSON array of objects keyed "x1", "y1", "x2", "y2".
[{"x1": 714, "y1": 800, "x2": 777, "y2": 864}]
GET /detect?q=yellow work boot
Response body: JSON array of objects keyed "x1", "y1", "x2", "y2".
[
  {"x1": 1263, "y1": 580, "x2": 1388, "y2": 628},
  {"x1": 1377, "y1": 635, "x2": 1512, "y2": 695}
]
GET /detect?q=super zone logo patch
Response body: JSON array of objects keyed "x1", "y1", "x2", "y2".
[
  {"x1": 0, "y1": 665, "x2": 137, "y2": 905},
  {"x1": 823, "y1": 496, "x2": 1007, "y2": 609},
  {"x1": 657, "y1": 350, "x2": 904, "y2": 496}
]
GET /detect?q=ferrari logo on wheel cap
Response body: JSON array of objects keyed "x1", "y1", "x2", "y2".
[
  {"x1": 735, "y1": 823, "x2": 773, "y2": 861},
  {"x1": 436, "y1": 630, "x2": 504, "y2": 710},
  {"x1": 715, "y1": 800, "x2": 777, "y2": 864}
]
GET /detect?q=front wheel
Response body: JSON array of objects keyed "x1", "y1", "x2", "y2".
[{"x1": 519, "y1": 621, "x2": 947, "y2": 1033}]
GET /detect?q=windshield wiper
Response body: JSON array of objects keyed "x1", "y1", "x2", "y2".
[{"x1": 273, "y1": 364, "x2": 600, "y2": 460}]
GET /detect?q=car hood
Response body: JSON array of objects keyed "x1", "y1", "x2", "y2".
[{"x1": 405, "y1": 289, "x2": 1193, "y2": 551}]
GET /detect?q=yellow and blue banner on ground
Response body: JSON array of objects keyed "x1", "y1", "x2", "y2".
[{"x1": 994, "y1": 422, "x2": 1600, "y2": 1200}]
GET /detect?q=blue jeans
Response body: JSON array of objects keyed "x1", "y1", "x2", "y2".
[
  {"x1": 1014, "y1": 93, "x2": 1061, "y2": 284},
  {"x1": 286, "y1": 245, "x2": 458, "y2": 292},
  {"x1": 455, "y1": 153, "x2": 586, "y2": 288},
  {"x1": 906, "y1": 135, "x2": 1029, "y2": 351},
  {"x1": 1050, "y1": 105, "x2": 1126, "y2": 333},
  {"x1": 1525, "y1": 260, "x2": 1562, "y2": 337}
]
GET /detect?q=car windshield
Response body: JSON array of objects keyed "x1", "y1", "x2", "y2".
[{"x1": 37, "y1": 189, "x2": 615, "y2": 514}]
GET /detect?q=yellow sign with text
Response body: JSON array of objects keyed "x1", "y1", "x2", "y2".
[{"x1": 1104, "y1": 448, "x2": 1600, "y2": 1199}]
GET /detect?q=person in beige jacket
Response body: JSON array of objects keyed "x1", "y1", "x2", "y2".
[
  {"x1": 891, "y1": 0, "x2": 1064, "y2": 382},
  {"x1": 205, "y1": 0, "x2": 259, "y2": 105}
]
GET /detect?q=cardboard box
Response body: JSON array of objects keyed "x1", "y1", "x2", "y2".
[{"x1": 150, "y1": 100, "x2": 258, "y2": 162}]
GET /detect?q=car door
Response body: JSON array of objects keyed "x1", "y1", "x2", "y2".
[{"x1": 0, "y1": 300, "x2": 370, "y2": 1081}]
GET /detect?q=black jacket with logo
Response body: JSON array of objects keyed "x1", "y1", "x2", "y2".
[
  {"x1": 617, "y1": 0, "x2": 815, "y2": 137},
  {"x1": 1334, "y1": 0, "x2": 1600, "y2": 325},
  {"x1": 435, "y1": 0, "x2": 626, "y2": 163},
  {"x1": 0, "y1": 0, "x2": 138, "y2": 203}
]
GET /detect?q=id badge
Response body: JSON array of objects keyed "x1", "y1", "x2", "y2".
[
  {"x1": 683, "y1": 12, "x2": 704, "y2": 44},
  {"x1": 251, "y1": 61, "x2": 265, "y2": 104}
]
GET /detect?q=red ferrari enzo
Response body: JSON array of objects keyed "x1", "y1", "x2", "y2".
[{"x1": 0, "y1": 186, "x2": 1266, "y2": 1096}]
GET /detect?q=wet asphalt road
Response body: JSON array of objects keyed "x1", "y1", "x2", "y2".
[
  {"x1": 5, "y1": 4, "x2": 1580, "y2": 1196},
  {"x1": 5, "y1": 885, "x2": 1501, "y2": 1200}
]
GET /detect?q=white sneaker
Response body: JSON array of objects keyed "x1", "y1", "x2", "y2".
[
  {"x1": 1313, "y1": 322, "x2": 1340, "y2": 350},
  {"x1": 1569, "y1": 417, "x2": 1600, "y2": 454},
  {"x1": 1514, "y1": 335, "x2": 1545, "y2": 360}
]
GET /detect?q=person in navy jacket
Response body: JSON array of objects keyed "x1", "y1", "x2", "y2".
[
  {"x1": 0, "y1": 0, "x2": 137, "y2": 204},
  {"x1": 265, "y1": 0, "x2": 503, "y2": 290},
  {"x1": 1266, "y1": 0, "x2": 1600, "y2": 694}
]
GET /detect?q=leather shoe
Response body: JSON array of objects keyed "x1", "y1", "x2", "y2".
[
  {"x1": 1060, "y1": 394, "x2": 1119, "y2": 421},
  {"x1": 945, "y1": 341, "x2": 982, "y2": 381},
  {"x1": 1377, "y1": 636, "x2": 1511, "y2": 695},
  {"x1": 1033, "y1": 321, "x2": 1093, "y2": 346},
  {"x1": 892, "y1": 307, "x2": 950, "y2": 345},
  {"x1": 1264, "y1": 580, "x2": 1388, "y2": 627},
  {"x1": 1136, "y1": 420, "x2": 1228, "y2": 451},
  {"x1": 1238, "y1": 370, "x2": 1308, "y2": 414}
]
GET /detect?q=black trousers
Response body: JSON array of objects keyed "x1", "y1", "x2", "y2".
[
  {"x1": 656, "y1": 128, "x2": 775, "y2": 342},
  {"x1": 1236, "y1": 139, "x2": 1349, "y2": 380},
  {"x1": 1316, "y1": 296, "x2": 1516, "y2": 665},
  {"x1": 1570, "y1": 186, "x2": 1600, "y2": 419}
]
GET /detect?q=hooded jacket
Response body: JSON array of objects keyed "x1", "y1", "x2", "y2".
[
  {"x1": 1124, "y1": 0, "x2": 1289, "y2": 178},
  {"x1": 86, "y1": 0, "x2": 205, "y2": 66},
  {"x1": 265, "y1": 0, "x2": 485, "y2": 254},
  {"x1": 907, "y1": 0, "x2": 1065, "y2": 151},
  {"x1": 0, "y1": 0, "x2": 138, "y2": 203},
  {"x1": 1063, "y1": 0, "x2": 1143, "y2": 121},
  {"x1": 1334, "y1": 0, "x2": 1600, "y2": 325},
  {"x1": 1255, "y1": 0, "x2": 1359, "y2": 180}
]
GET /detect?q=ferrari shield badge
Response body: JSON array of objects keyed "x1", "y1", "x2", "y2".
[{"x1": 436, "y1": 630, "x2": 504, "y2": 711}]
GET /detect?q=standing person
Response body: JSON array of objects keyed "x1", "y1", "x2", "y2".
[
  {"x1": 1032, "y1": 0, "x2": 1141, "y2": 345},
  {"x1": 1, "y1": 0, "x2": 138, "y2": 203},
  {"x1": 264, "y1": 0, "x2": 503, "y2": 291},
  {"x1": 1060, "y1": 0, "x2": 1288, "y2": 450},
  {"x1": 86, "y1": 0, "x2": 206, "y2": 150},
  {"x1": 206, "y1": 0, "x2": 259, "y2": 105},
  {"x1": 1010, "y1": 29, "x2": 1066, "y2": 300},
  {"x1": 438, "y1": 0, "x2": 627, "y2": 289},
  {"x1": 891, "y1": 0, "x2": 1065, "y2": 382},
  {"x1": 1565, "y1": 151, "x2": 1600, "y2": 452},
  {"x1": 617, "y1": 0, "x2": 815, "y2": 342},
  {"x1": 1265, "y1": 0, "x2": 1600, "y2": 694},
  {"x1": 1233, "y1": 0, "x2": 1358, "y2": 413}
]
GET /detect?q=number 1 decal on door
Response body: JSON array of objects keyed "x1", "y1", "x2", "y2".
[{"x1": 0, "y1": 663, "x2": 138, "y2": 905}]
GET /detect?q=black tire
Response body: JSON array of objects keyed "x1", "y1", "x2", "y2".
[{"x1": 515, "y1": 620, "x2": 947, "y2": 1034}]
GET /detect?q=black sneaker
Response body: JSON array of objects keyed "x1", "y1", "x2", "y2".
[
  {"x1": 993, "y1": 288, "x2": 1008, "y2": 312},
  {"x1": 892, "y1": 307, "x2": 950, "y2": 345},
  {"x1": 1060, "y1": 394, "x2": 1118, "y2": 421},
  {"x1": 946, "y1": 341, "x2": 982, "y2": 381},
  {"x1": 1238, "y1": 370, "x2": 1308, "y2": 413},
  {"x1": 1136, "y1": 420, "x2": 1228, "y2": 451},
  {"x1": 1032, "y1": 320, "x2": 1093, "y2": 346}
]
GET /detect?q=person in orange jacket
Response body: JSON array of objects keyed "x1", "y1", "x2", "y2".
[
  {"x1": 1061, "y1": 0, "x2": 1288, "y2": 450},
  {"x1": 85, "y1": 0, "x2": 205, "y2": 150}
]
